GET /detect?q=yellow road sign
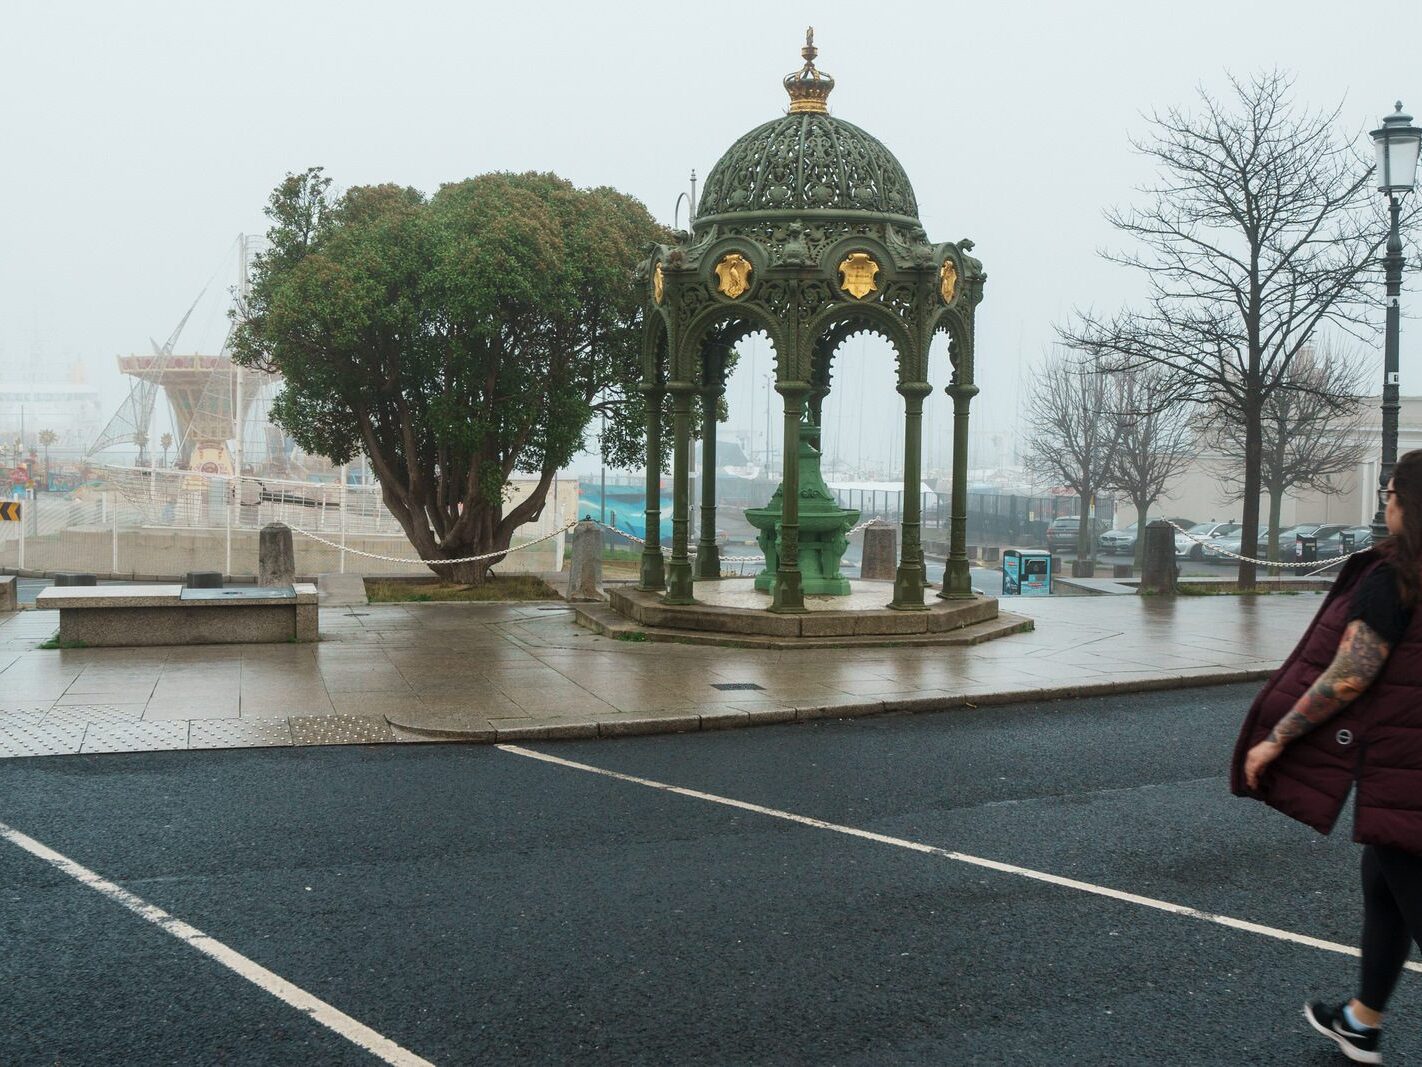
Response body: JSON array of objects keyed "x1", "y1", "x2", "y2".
[{"x1": 0, "y1": 501, "x2": 21, "y2": 521}]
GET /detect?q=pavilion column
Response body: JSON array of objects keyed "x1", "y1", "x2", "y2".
[
  {"x1": 637, "y1": 383, "x2": 666, "y2": 592},
  {"x1": 939, "y1": 381, "x2": 980, "y2": 600},
  {"x1": 769, "y1": 383, "x2": 809, "y2": 613},
  {"x1": 891, "y1": 382, "x2": 932, "y2": 609},
  {"x1": 695, "y1": 383, "x2": 723, "y2": 579},
  {"x1": 664, "y1": 382, "x2": 697, "y2": 604}
]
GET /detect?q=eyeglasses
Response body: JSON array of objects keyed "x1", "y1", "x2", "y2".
[{"x1": 1380, "y1": 488, "x2": 1401, "y2": 508}]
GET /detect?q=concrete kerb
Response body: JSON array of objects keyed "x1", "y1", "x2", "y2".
[{"x1": 383, "y1": 667, "x2": 1278, "y2": 744}]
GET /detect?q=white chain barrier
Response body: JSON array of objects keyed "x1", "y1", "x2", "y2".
[
  {"x1": 287, "y1": 520, "x2": 577, "y2": 565},
  {"x1": 1163, "y1": 519, "x2": 1363, "y2": 574},
  {"x1": 288, "y1": 512, "x2": 889, "y2": 571}
]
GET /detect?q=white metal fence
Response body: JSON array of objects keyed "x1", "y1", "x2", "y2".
[{"x1": 0, "y1": 465, "x2": 577, "y2": 580}]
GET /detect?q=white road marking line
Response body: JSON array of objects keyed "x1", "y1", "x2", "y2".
[
  {"x1": 498, "y1": 744, "x2": 1422, "y2": 975},
  {"x1": 0, "y1": 820, "x2": 435, "y2": 1067}
]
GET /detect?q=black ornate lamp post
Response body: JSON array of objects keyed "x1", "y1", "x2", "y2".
[{"x1": 1370, "y1": 102, "x2": 1422, "y2": 540}]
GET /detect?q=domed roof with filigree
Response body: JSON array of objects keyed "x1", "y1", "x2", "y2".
[{"x1": 695, "y1": 31, "x2": 919, "y2": 224}]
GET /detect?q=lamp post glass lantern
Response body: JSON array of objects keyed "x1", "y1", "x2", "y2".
[{"x1": 1370, "y1": 102, "x2": 1422, "y2": 542}]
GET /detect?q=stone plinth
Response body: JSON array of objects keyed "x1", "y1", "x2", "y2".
[
  {"x1": 1140, "y1": 520, "x2": 1178, "y2": 596},
  {"x1": 259, "y1": 523, "x2": 296, "y2": 586},
  {"x1": 861, "y1": 525, "x2": 897, "y2": 580},
  {"x1": 567, "y1": 521, "x2": 603, "y2": 602}
]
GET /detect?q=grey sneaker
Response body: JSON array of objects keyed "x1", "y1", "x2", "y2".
[{"x1": 1304, "y1": 1001, "x2": 1382, "y2": 1064}]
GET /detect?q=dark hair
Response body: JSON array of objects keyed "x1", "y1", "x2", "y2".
[{"x1": 1382, "y1": 449, "x2": 1422, "y2": 609}]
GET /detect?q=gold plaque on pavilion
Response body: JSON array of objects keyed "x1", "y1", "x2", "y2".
[
  {"x1": 714, "y1": 253, "x2": 753, "y2": 299},
  {"x1": 653, "y1": 261, "x2": 665, "y2": 304},
  {"x1": 838, "y1": 252, "x2": 880, "y2": 299},
  {"x1": 939, "y1": 260, "x2": 958, "y2": 304}
]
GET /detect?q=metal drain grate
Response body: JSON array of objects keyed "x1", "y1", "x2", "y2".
[{"x1": 711, "y1": 682, "x2": 766, "y2": 692}]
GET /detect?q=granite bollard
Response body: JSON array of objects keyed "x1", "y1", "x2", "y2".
[
  {"x1": 259, "y1": 523, "x2": 296, "y2": 587},
  {"x1": 861, "y1": 524, "x2": 897, "y2": 581},
  {"x1": 567, "y1": 520, "x2": 603, "y2": 602},
  {"x1": 1140, "y1": 520, "x2": 1178, "y2": 596}
]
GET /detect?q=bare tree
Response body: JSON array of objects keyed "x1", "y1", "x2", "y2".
[
  {"x1": 1201, "y1": 344, "x2": 1369, "y2": 565},
  {"x1": 1101, "y1": 366, "x2": 1196, "y2": 567},
  {"x1": 1060, "y1": 72, "x2": 1405, "y2": 586},
  {"x1": 1023, "y1": 356, "x2": 1124, "y2": 561}
]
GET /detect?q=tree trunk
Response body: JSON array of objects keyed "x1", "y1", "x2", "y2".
[
  {"x1": 1076, "y1": 490, "x2": 1094, "y2": 563},
  {"x1": 1266, "y1": 488, "x2": 1284, "y2": 578},
  {"x1": 1133, "y1": 498, "x2": 1150, "y2": 570},
  {"x1": 1236, "y1": 391, "x2": 1263, "y2": 589}
]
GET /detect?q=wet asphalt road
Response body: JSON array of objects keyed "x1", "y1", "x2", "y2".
[{"x1": 1, "y1": 683, "x2": 1417, "y2": 1066}]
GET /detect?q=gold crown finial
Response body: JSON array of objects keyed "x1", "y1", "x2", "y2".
[{"x1": 784, "y1": 27, "x2": 834, "y2": 114}]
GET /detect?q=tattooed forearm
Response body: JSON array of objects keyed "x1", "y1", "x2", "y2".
[{"x1": 1268, "y1": 619, "x2": 1391, "y2": 745}]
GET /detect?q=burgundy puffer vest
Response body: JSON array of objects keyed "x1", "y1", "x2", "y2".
[{"x1": 1231, "y1": 548, "x2": 1422, "y2": 855}]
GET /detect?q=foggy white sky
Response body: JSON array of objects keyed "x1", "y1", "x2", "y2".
[{"x1": 2, "y1": 0, "x2": 1418, "y2": 477}]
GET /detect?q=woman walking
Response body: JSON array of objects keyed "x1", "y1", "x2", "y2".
[{"x1": 1233, "y1": 449, "x2": 1422, "y2": 1065}]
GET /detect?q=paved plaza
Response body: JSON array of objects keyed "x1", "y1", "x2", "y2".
[{"x1": 0, "y1": 589, "x2": 1324, "y2": 757}]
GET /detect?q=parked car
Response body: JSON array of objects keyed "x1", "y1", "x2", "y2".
[
  {"x1": 1045, "y1": 515, "x2": 1108, "y2": 553},
  {"x1": 1313, "y1": 524, "x2": 1373, "y2": 560},
  {"x1": 1203, "y1": 525, "x2": 1301, "y2": 562},
  {"x1": 1098, "y1": 521, "x2": 1138, "y2": 555},
  {"x1": 1175, "y1": 521, "x2": 1240, "y2": 560},
  {"x1": 1098, "y1": 517, "x2": 1195, "y2": 555}
]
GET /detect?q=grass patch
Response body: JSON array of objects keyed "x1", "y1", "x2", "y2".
[
  {"x1": 365, "y1": 575, "x2": 561, "y2": 603},
  {"x1": 39, "y1": 633, "x2": 87, "y2": 649},
  {"x1": 616, "y1": 630, "x2": 650, "y2": 642}
]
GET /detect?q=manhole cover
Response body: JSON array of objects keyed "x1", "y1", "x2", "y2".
[{"x1": 711, "y1": 682, "x2": 765, "y2": 692}]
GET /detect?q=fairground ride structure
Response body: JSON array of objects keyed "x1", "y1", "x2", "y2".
[{"x1": 87, "y1": 234, "x2": 280, "y2": 474}]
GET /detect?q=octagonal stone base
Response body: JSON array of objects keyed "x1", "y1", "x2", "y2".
[{"x1": 575, "y1": 579, "x2": 1030, "y2": 649}]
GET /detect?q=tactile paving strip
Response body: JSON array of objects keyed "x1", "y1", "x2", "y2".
[
  {"x1": 45, "y1": 705, "x2": 146, "y2": 727},
  {"x1": 189, "y1": 718, "x2": 294, "y2": 750},
  {"x1": 0, "y1": 721, "x2": 85, "y2": 758},
  {"x1": 80, "y1": 721, "x2": 190, "y2": 754},
  {"x1": 289, "y1": 715, "x2": 395, "y2": 747}
]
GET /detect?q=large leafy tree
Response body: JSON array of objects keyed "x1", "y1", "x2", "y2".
[{"x1": 234, "y1": 168, "x2": 666, "y2": 582}]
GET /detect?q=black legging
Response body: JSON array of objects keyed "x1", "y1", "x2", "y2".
[{"x1": 1360, "y1": 844, "x2": 1422, "y2": 1012}]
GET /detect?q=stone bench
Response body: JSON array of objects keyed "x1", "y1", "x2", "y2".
[
  {"x1": 36, "y1": 584, "x2": 319, "y2": 647},
  {"x1": 0, "y1": 575, "x2": 15, "y2": 612}
]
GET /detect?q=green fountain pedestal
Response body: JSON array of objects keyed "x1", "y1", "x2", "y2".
[{"x1": 745, "y1": 420, "x2": 860, "y2": 595}]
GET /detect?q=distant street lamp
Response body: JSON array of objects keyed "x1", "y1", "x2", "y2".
[{"x1": 1370, "y1": 102, "x2": 1422, "y2": 541}]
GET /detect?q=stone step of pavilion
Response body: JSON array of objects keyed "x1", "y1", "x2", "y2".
[{"x1": 572, "y1": 598, "x2": 1032, "y2": 650}]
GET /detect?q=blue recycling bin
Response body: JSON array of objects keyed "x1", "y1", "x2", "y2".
[{"x1": 1002, "y1": 549, "x2": 1052, "y2": 596}]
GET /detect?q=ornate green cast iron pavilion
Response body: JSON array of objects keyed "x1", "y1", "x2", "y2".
[{"x1": 635, "y1": 30, "x2": 985, "y2": 614}]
